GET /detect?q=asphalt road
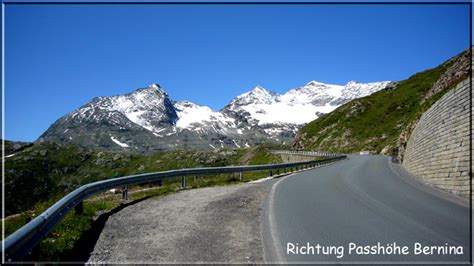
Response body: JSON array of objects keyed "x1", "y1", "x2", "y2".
[{"x1": 263, "y1": 155, "x2": 470, "y2": 264}]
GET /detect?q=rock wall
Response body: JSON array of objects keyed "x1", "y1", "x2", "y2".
[
  {"x1": 403, "y1": 78, "x2": 471, "y2": 199},
  {"x1": 279, "y1": 154, "x2": 317, "y2": 163}
]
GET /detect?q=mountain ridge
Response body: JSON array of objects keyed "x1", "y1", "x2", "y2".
[
  {"x1": 293, "y1": 47, "x2": 471, "y2": 157},
  {"x1": 39, "y1": 79, "x2": 391, "y2": 152}
]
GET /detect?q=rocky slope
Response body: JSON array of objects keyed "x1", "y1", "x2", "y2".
[
  {"x1": 293, "y1": 47, "x2": 471, "y2": 156},
  {"x1": 4, "y1": 140, "x2": 33, "y2": 156},
  {"x1": 38, "y1": 80, "x2": 390, "y2": 152}
]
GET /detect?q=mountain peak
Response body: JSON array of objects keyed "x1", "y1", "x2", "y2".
[
  {"x1": 148, "y1": 83, "x2": 161, "y2": 89},
  {"x1": 243, "y1": 85, "x2": 275, "y2": 98},
  {"x1": 145, "y1": 83, "x2": 165, "y2": 94},
  {"x1": 250, "y1": 85, "x2": 268, "y2": 93},
  {"x1": 305, "y1": 80, "x2": 327, "y2": 86},
  {"x1": 132, "y1": 83, "x2": 166, "y2": 96},
  {"x1": 228, "y1": 85, "x2": 279, "y2": 107}
]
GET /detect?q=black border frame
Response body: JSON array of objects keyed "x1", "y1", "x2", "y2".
[{"x1": 2, "y1": 1, "x2": 473, "y2": 4}]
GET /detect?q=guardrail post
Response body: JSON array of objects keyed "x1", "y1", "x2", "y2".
[
  {"x1": 122, "y1": 186, "x2": 128, "y2": 200},
  {"x1": 182, "y1": 176, "x2": 186, "y2": 189},
  {"x1": 270, "y1": 170, "x2": 273, "y2": 177},
  {"x1": 75, "y1": 201, "x2": 83, "y2": 215},
  {"x1": 239, "y1": 172, "x2": 243, "y2": 181}
]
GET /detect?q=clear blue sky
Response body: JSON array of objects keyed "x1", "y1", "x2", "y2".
[{"x1": 4, "y1": 3, "x2": 471, "y2": 142}]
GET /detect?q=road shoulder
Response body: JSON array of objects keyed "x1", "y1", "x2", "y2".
[
  {"x1": 389, "y1": 157, "x2": 469, "y2": 208},
  {"x1": 87, "y1": 182, "x2": 274, "y2": 263}
]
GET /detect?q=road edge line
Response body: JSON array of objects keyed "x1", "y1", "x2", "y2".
[{"x1": 261, "y1": 172, "x2": 295, "y2": 264}]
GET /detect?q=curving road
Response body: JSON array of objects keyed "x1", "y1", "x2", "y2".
[
  {"x1": 87, "y1": 155, "x2": 469, "y2": 263},
  {"x1": 263, "y1": 155, "x2": 470, "y2": 263}
]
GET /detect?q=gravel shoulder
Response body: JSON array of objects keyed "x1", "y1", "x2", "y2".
[{"x1": 87, "y1": 181, "x2": 274, "y2": 263}]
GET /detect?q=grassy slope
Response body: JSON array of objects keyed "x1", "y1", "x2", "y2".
[
  {"x1": 4, "y1": 142, "x2": 285, "y2": 261},
  {"x1": 5, "y1": 142, "x2": 283, "y2": 216},
  {"x1": 296, "y1": 49, "x2": 469, "y2": 154}
]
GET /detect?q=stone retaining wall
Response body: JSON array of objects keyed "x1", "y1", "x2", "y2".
[
  {"x1": 279, "y1": 154, "x2": 317, "y2": 163},
  {"x1": 403, "y1": 78, "x2": 471, "y2": 199}
]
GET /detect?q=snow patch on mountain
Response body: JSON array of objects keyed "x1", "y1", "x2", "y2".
[
  {"x1": 238, "y1": 101, "x2": 337, "y2": 125},
  {"x1": 110, "y1": 136, "x2": 129, "y2": 147},
  {"x1": 68, "y1": 83, "x2": 177, "y2": 133},
  {"x1": 281, "y1": 80, "x2": 343, "y2": 105},
  {"x1": 231, "y1": 86, "x2": 279, "y2": 106},
  {"x1": 330, "y1": 81, "x2": 391, "y2": 105},
  {"x1": 174, "y1": 101, "x2": 235, "y2": 129},
  {"x1": 226, "y1": 80, "x2": 390, "y2": 126}
]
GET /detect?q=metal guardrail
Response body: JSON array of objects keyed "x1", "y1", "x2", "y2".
[
  {"x1": 271, "y1": 150, "x2": 342, "y2": 157},
  {"x1": 2, "y1": 155, "x2": 346, "y2": 262}
]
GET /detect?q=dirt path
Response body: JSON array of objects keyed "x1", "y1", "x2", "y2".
[{"x1": 87, "y1": 181, "x2": 273, "y2": 263}]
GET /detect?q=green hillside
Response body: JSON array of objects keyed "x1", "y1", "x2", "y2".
[
  {"x1": 4, "y1": 141, "x2": 282, "y2": 216},
  {"x1": 4, "y1": 141, "x2": 285, "y2": 261},
  {"x1": 294, "y1": 48, "x2": 470, "y2": 155}
]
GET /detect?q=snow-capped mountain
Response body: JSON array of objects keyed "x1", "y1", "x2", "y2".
[
  {"x1": 38, "y1": 80, "x2": 392, "y2": 152},
  {"x1": 223, "y1": 80, "x2": 391, "y2": 126},
  {"x1": 174, "y1": 100, "x2": 236, "y2": 131},
  {"x1": 67, "y1": 84, "x2": 178, "y2": 132}
]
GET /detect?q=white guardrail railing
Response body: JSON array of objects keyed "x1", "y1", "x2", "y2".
[
  {"x1": 2, "y1": 153, "x2": 346, "y2": 262},
  {"x1": 271, "y1": 150, "x2": 342, "y2": 157}
]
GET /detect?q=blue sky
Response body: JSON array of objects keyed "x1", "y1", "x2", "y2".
[{"x1": 4, "y1": 3, "x2": 471, "y2": 142}]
